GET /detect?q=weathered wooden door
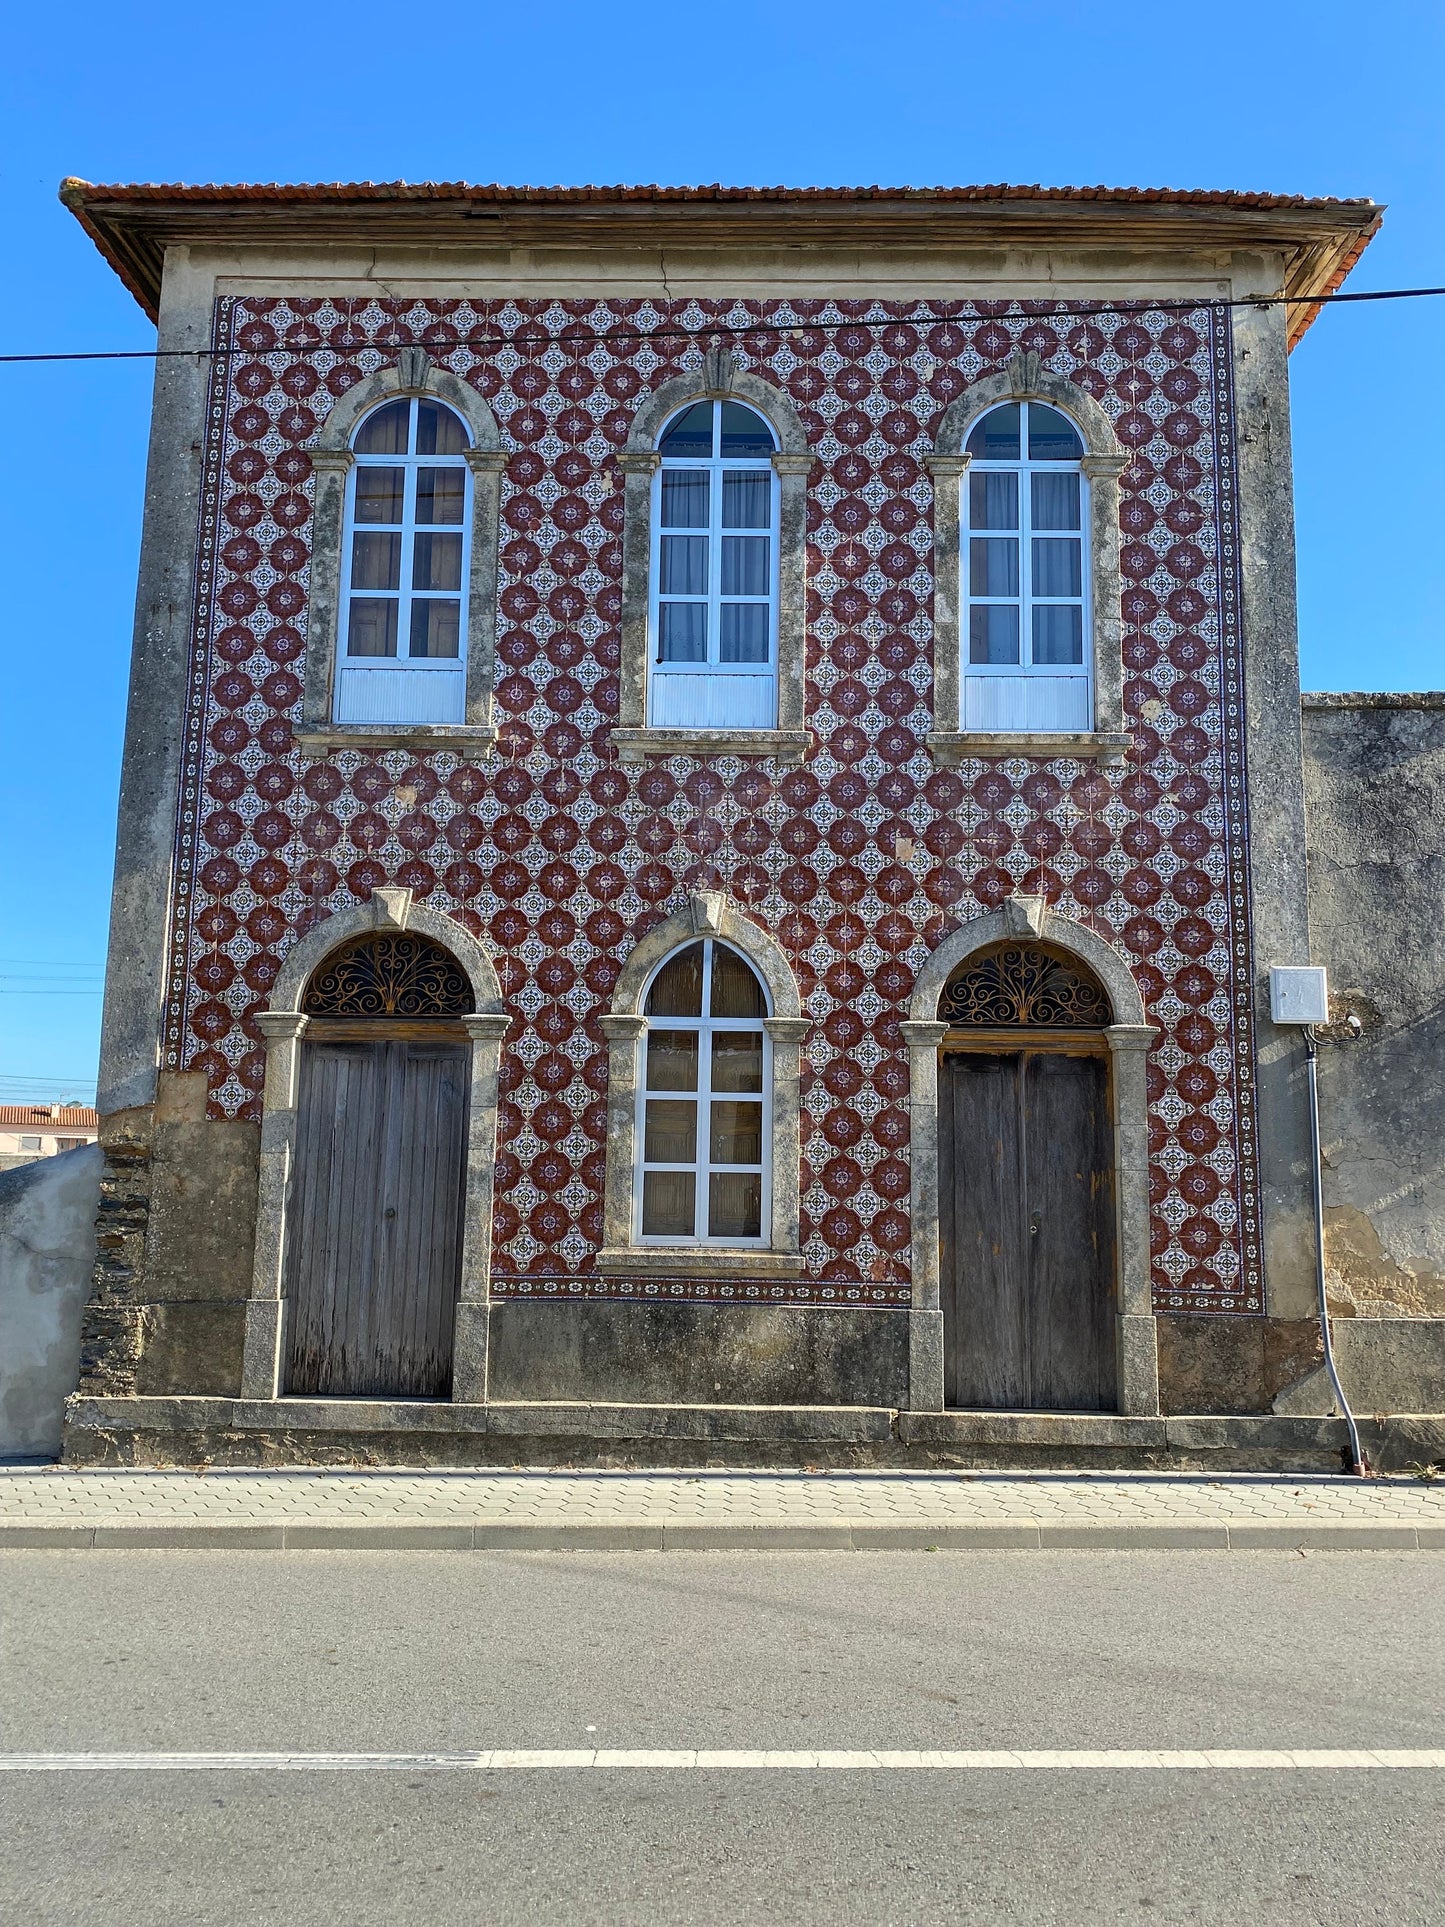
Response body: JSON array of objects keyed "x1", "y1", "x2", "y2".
[
  {"x1": 939, "y1": 1048, "x2": 1116, "y2": 1411},
  {"x1": 284, "y1": 1036, "x2": 468, "y2": 1398}
]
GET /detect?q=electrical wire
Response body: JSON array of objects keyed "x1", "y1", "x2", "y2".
[
  {"x1": 2, "y1": 284, "x2": 1443, "y2": 365},
  {"x1": 1304, "y1": 1028, "x2": 1369, "y2": 1476}
]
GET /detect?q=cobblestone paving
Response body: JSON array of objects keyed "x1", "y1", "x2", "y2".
[{"x1": 2, "y1": 1467, "x2": 1442, "y2": 1549}]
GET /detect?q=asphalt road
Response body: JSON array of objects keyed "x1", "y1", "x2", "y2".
[{"x1": 4, "y1": 1548, "x2": 1444, "y2": 1924}]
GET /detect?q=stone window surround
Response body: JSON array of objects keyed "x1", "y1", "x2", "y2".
[
  {"x1": 613, "y1": 349, "x2": 815, "y2": 767},
  {"x1": 900, "y1": 894, "x2": 1159, "y2": 1415},
  {"x1": 298, "y1": 348, "x2": 506, "y2": 761},
  {"x1": 238, "y1": 887, "x2": 510, "y2": 1404},
  {"x1": 925, "y1": 352, "x2": 1132, "y2": 768},
  {"x1": 595, "y1": 890, "x2": 809, "y2": 1279}
]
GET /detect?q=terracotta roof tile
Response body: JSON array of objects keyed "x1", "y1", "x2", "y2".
[{"x1": 62, "y1": 178, "x2": 1378, "y2": 210}]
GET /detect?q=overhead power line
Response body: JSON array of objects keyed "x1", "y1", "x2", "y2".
[{"x1": 1, "y1": 284, "x2": 1443, "y2": 365}]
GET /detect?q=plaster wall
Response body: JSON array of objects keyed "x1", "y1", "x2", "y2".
[
  {"x1": 0, "y1": 1145, "x2": 100, "y2": 1457},
  {"x1": 1303, "y1": 694, "x2": 1445, "y2": 1323}
]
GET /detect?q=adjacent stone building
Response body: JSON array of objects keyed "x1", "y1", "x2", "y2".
[{"x1": 49, "y1": 179, "x2": 1443, "y2": 1468}]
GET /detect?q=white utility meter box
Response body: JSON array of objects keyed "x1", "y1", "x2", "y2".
[{"x1": 1269, "y1": 965, "x2": 1330, "y2": 1026}]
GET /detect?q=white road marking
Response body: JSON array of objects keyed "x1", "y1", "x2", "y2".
[{"x1": 1, "y1": 1748, "x2": 1442, "y2": 1773}]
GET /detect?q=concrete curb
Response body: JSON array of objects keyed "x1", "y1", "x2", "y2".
[{"x1": 0, "y1": 1519, "x2": 1439, "y2": 1552}]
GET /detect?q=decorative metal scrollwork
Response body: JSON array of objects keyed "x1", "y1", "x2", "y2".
[
  {"x1": 302, "y1": 933, "x2": 474, "y2": 1018},
  {"x1": 939, "y1": 942, "x2": 1112, "y2": 1028}
]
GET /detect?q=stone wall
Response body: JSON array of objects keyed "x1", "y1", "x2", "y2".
[
  {"x1": 0, "y1": 1144, "x2": 100, "y2": 1457},
  {"x1": 1302, "y1": 693, "x2": 1445, "y2": 1410}
]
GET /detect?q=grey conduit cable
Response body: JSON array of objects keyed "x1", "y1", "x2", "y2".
[{"x1": 1303, "y1": 1028, "x2": 1368, "y2": 1475}]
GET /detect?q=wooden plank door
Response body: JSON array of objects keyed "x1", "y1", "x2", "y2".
[
  {"x1": 284, "y1": 1037, "x2": 468, "y2": 1399},
  {"x1": 939, "y1": 1049, "x2": 1116, "y2": 1411}
]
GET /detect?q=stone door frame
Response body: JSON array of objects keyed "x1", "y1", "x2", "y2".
[
  {"x1": 901, "y1": 897, "x2": 1159, "y2": 1415},
  {"x1": 238, "y1": 888, "x2": 509, "y2": 1404}
]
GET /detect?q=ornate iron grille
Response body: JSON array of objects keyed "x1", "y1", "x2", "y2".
[
  {"x1": 301, "y1": 934, "x2": 474, "y2": 1019},
  {"x1": 939, "y1": 942, "x2": 1112, "y2": 1029}
]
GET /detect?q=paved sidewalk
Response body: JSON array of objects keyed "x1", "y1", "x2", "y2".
[{"x1": 2, "y1": 1466, "x2": 1442, "y2": 1550}]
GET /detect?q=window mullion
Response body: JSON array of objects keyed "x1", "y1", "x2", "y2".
[
  {"x1": 399, "y1": 458, "x2": 417, "y2": 660},
  {"x1": 709, "y1": 455, "x2": 722, "y2": 668},
  {"x1": 1020, "y1": 446, "x2": 1033, "y2": 672},
  {"x1": 697, "y1": 942, "x2": 713, "y2": 1240}
]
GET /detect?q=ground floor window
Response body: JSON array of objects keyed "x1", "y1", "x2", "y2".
[{"x1": 637, "y1": 938, "x2": 771, "y2": 1244}]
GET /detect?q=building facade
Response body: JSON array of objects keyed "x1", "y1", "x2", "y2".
[
  {"x1": 60, "y1": 179, "x2": 1440, "y2": 1468},
  {"x1": 0, "y1": 1106, "x2": 99, "y2": 1173}
]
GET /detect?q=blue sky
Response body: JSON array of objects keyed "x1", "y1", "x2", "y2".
[{"x1": 2, "y1": 0, "x2": 1441, "y2": 1103}]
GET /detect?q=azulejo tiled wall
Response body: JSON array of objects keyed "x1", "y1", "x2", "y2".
[{"x1": 169, "y1": 296, "x2": 1260, "y2": 1315}]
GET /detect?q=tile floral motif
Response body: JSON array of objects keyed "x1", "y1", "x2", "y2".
[{"x1": 171, "y1": 296, "x2": 1260, "y2": 1314}]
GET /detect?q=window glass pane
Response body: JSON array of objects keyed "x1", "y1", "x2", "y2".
[
  {"x1": 660, "y1": 470, "x2": 709, "y2": 527},
  {"x1": 968, "y1": 471, "x2": 1018, "y2": 530},
  {"x1": 720, "y1": 604, "x2": 770, "y2": 663},
  {"x1": 416, "y1": 400, "x2": 468, "y2": 455},
  {"x1": 347, "y1": 599, "x2": 399, "y2": 658},
  {"x1": 709, "y1": 1172, "x2": 762, "y2": 1239},
  {"x1": 969, "y1": 604, "x2": 1020, "y2": 665},
  {"x1": 722, "y1": 535, "x2": 770, "y2": 595},
  {"x1": 413, "y1": 532, "x2": 462, "y2": 591},
  {"x1": 354, "y1": 468, "x2": 405, "y2": 524},
  {"x1": 351, "y1": 532, "x2": 401, "y2": 590},
  {"x1": 353, "y1": 400, "x2": 410, "y2": 455},
  {"x1": 645, "y1": 1099, "x2": 697, "y2": 1164},
  {"x1": 719, "y1": 401, "x2": 775, "y2": 455},
  {"x1": 1031, "y1": 472, "x2": 1081, "y2": 530},
  {"x1": 710, "y1": 1100, "x2": 762, "y2": 1165},
  {"x1": 646, "y1": 944, "x2": 704, "y2": 1016},
  {"x1": 658, "y1": 603, "x2": 707, "y2": 662},
  {"x1": 969, "y1": 537, "x2": 1019, "y2": 597},
  {"x1": 647, "y1": 1030, "x2": 699, "y2": 1092},
  {"x1": 642, "y1": 1171, "x2": 695, "y2": 1237},
  {"x1": 966, "y1": 403, "x2": 1021, "y2": 460},
  {"x1": 416, "y1": 468, "x2": 465, "y2": 525},
  {"x1": 722, "y1": 472, "x2": 770, "y2": 528},
  {"x1": 1032, "y1": 605, "x2": 1085, "y2": 665},
  {"x1": 1028, "y1": 404, "x2": 1084, "y2": 460},
  {"x1": 659, "y1": 402, "x2": 714, "y2": 456},
  {"x1": 661, "y1": 535, "x2": 708, "y2": 595},
  {"x1": 409, "y1": 600, "x2": 461, "y2": 659},
  {"x1": 1032, "y1": 538, "x2": 1082, "y2": 597},
  {"x1": 710, "y1": 945, "x2": 766, "y2": 1017},
  {"x1": 711, "y1": 1031, "x2": 763, "y2": 1092}
]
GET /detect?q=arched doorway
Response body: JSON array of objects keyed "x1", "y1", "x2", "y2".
[
  {"x1": 283, "y1": 929, "x2": 475, "y2": 1398},
  {"x1": 937, "y1": 939, "x2": 1117, "y2": 1411}
]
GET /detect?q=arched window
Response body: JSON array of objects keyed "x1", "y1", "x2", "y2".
[
  {"x1": 650, "y1": 400, "x2": 779, "y2": 731},
  {"x1": 337, "y1": 396, "x2": 473, "y2": 725},
  {"x1": 962, "y1": 400, "x2": 1090, "y2": 732},
  {"x1": 637, "y1": 938, "x2": 771, "y2": 1245}
]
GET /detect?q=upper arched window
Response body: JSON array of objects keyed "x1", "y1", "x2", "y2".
[
  {"x1": 637, "y1": 938, "x2": 771, "y2": 1245},
  {"x1": 650, "y1": 400, "x2": 779, "y2": 731},
  {"x1": 963, "y1": 401, "x2": 1090, "y2": 732},
  {"x1": 338, "y1": 397, "x2": 472, "y2": 724}
]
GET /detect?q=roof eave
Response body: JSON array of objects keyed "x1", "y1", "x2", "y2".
[{"x1": 59, "y1": 179, "x2": 1383, "y2": 340}]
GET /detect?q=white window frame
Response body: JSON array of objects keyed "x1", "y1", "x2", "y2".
[
  {"x1": 336, "y1": 395, "x2": 473, "y2": 724},
  {"x1": 962, "y1": 400, "x2": 1092, "y2": 733},
  {"x1": 634, "y1": 938, "x2": 773, "y2": 1249},
  {"x1": 647, "y1": 402, "x2": 780, "y2": 731}
]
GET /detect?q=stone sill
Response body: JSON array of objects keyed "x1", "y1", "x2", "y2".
[
  {"x1": 611, "y1": 728, "x2": 810, "y2": 765},
  {"x1": 297, "y1": 726, "x2": 497, "y2": 762},
  {"x1": 928, "y1": 730, "x2": 1132, "y2": 766},
  {"x1": 593, "y1": 1247, "x2": 807, "y2": 1279},
  {"x1": 60, "y1": 1394, "x2": 893, "y2": 1443}
]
